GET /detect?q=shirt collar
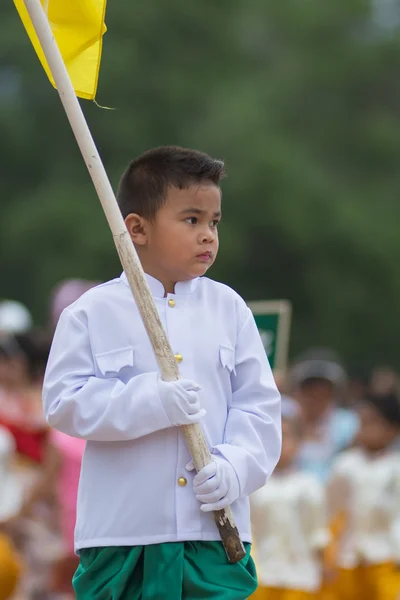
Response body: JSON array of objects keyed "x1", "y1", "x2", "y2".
[{"x1": 120, "y1": 272, "x2": 199, "y2": 298}]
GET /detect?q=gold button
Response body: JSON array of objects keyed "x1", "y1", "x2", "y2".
[
  {"x1": 168, "y1": 299, "x2": 176, "y2": 307},
  {"x1": 174, "y1": 353, "x2": 183, "y2": 363},
  {"x1": 178, "y1": 477, "x2": 187, "y2": 487}
]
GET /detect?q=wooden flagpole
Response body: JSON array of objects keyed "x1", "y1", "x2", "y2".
[{"x1": 21, "y1": 0, "x2": 245, "y2": 563}]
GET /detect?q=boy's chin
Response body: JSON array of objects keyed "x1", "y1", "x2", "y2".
[
  {"x1": 177, "y1": 262, "x2": 212, "y2": 281},
  {"x1": 189, "y1": 265, "x2": 211, "y2": 278}
]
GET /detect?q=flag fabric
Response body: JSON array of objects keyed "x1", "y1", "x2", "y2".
[{"x1": 14, "y1": 0, "x2": 107, "y2": 100}]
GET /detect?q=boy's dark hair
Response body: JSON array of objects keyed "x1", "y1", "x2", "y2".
[{"x1": 116, "y1": 146, "x2": 225, "y2": 220}]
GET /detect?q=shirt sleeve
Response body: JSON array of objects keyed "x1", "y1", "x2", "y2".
[
  {"x1": 302, "y1": 480, "x2": 331, "y2": 550},
  {"x1": 326, "y1": 452, "x2": 355, "y2": 520},
  {"x1": 213, "y1": 307, "x2": 282, "y2": 498},
  {"x1": 42, "y1": 307, "x2": 171, "y2": 442}
]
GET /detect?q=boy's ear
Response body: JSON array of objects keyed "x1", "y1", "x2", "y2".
[{"x1": 124, "y1": 213, "x2": 149, "y2": 245}]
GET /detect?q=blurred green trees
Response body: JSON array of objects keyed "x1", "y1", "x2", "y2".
[{"x1": 1, "y1": 0, "x2": 400, "y2": 370}]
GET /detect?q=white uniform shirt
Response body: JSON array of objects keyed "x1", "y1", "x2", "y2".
[
  {"x1": 329, "y1": 448, "x2": 400, "y2": 568},
  {"x1": 43, "y1": 273, "x2": 281, "y2": 551},
  {"x1": 250, "y1": 471, "x2": 329, "y2": 591}
]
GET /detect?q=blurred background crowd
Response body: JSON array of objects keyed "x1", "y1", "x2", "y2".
[{"x1": 2, "y1": 0, "x2": 400, "y2": 598}]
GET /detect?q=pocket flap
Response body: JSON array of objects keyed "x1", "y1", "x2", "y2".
[
  {"x1": 95, "y1": 346, "x2": 134, "y2": 376},
  {"x1": 219, "y1": 345, "x2": 236, "y2": 374}
]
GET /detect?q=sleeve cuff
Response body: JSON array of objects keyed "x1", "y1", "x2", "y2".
[
  {"x1": 213, "y1": 443, "x2": 261, "y2": 497},
  {"x1": 310, "y1": 528, "x2": 331, "y2": 550}
]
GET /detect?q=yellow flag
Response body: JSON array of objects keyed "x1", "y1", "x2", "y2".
[{"x1": 14, "y1": 0, "x2": 107, "y2": 100}]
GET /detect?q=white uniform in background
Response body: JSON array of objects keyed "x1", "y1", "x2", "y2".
[
  {"x1": 329, "y1": 447, "x2": 400, "y2": 568},
  {"x1": 251, "y1": 470, "x2": 330, "y2": 594},
  {"x1": 328, "y1": 447, "x2": 400, "y2": 600}
]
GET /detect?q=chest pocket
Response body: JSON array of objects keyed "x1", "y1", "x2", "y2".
[
  {"x1": 219, "y1": 345, "x2": 236, "y2": 375},
  {"x1": 94, "y1": 346, "x2": 134, "y2": 379}
]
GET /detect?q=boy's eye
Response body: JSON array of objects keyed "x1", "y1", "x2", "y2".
[
  {"x1": 211, "y1": 219, "x2": 220, "y2": 228},
  {"x1": 185, "y1": 217, "x2": 198, "y2": 225}
]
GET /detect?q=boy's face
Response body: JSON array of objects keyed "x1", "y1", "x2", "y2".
[
  {"x1": 127, "y1": 183, "x2": 221, "y2": 290},
  {"x1": 356, "y1": 403, "x2": 399, "y2": 452}
]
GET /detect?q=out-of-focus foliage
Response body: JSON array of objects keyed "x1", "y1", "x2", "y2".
[{"x1": 1, "y1": 0, "x2": 400, "y2": 369}]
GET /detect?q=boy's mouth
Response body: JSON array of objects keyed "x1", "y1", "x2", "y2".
[{"x1": 196, "y1": 251, "x2": 212, "y2": 262}]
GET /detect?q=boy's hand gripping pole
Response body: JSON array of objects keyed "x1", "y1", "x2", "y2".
[{"x1": 22, "y1": 0, "x2": 246, "y2": 564}]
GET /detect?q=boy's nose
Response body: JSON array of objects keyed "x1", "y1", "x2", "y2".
[
  {"x1": 199, "y1": 229, "x2": 215, "y2": 244},
  {"x1": 200, "y1": 235, "x2": 213, "y2": 245}
]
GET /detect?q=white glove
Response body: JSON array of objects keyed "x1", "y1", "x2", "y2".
[
  {"x1": 186, "y1": 455, "x2": 240, "y2": 512},
  {"x1": 157, "y1": 378, "x2": 206, "y2": 427}
]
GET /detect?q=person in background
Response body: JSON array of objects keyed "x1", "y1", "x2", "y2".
[
  {"x1": 0, "y1": 301, "x2": 57, "y2": 599},
  {"x1": 2, "y1": 281, "x2": 99, "y2": 600},
  {"x1": 326, "y1": 390, "x2": 400, "y2": 600},
  {"x1": 0, "y1": 299, "x2": 34, "y2": 453},
  {"x1": 0, "y1": 329, "x2": 51, "y2": 465},
  {"x1": 251, "y1": 396, "x2": 330, "y2": 600},
  {"x1": 290, "y1": 349, "x2": 359, "y2": 482},
  {"x1": 0, "y1": 330, "x2": 61, "y2": 600},
  {"x1": 0, "y1": 425, "x2": 24, "y2": 600}
]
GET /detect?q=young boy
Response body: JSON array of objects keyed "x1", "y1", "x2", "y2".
[
  {"x1": 43, "y1": 146, "x2": 282, "y2": 600},
  {"x1": 251, "y1": 397, "x2": 330, "y2": 600},
  {"x1": 327, "y1": 390, "x2": 400, "y2": 600}
]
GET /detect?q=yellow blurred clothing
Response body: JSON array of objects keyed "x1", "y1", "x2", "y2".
[
  {"x1": 0, "y1": 533, "x2": 21, "y2": 600},
  {"x1": 251, "y1": 470, "x2": 330, "y2": 593},
  {"x1": 251, "y1": 586, "x2": 317, "y2": 600},
  {"x1": 327, "y1": 448, "x2": 400, "y2": 570},
  {"x1": 333, "y1": 563, "x2": 400, "y2": 600},
  {"x1": 14, "y1": 0, "x2": 107, "y2": 99}
]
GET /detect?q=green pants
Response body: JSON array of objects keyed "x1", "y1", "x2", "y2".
[{"x1": 73, "y1": 541, "x2": 257, "y2": 600}]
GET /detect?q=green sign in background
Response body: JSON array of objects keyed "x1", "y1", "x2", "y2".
[
  {"x1": 249, "y1": 301, "x2": 291, "y2": 372},
  {"x1": 253, "y1": 313, "x2": 280, "y2": 370}
]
